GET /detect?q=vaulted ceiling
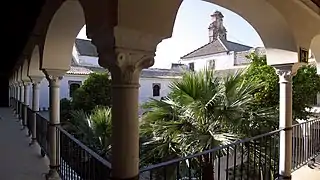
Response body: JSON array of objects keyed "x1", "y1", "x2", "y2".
[
  {"x1": 312, "y1": 0, "x2": 320, "y2": 7},
  {"x1": 2, "y1": 0, "x2": 320, "y2": 79}
]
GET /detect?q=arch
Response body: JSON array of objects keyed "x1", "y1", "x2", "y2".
[
  {"x1": 21, "y1": 59, "x2": 30, "y2": 82},
  {"x1": 18, "y1": 66, "x2": 22, "y2": 83},
  {"x1": 133, "y1": 0, "x2": 298, "y2": 65},
  {"x1": 310, "y1": 34, "x2": 320, "y2": 74},
  {"x1": 28, "y1": 45, "x2": 45, "y2": 78},
  {"x1": 152, "y1": 83, "x2": 161, "y2": 97},
  {"x1": 204, "y1": 0, "x2": 298, "y2": 65},
  {"x1": 41, "y1": 0, "x2": 85, "y2": 71}
]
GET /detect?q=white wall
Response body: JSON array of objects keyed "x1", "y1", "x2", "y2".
[
  {"x1": 79, "y1": 55, "x2": 100, "y2": 67},
  {"x1": 36, "y1": 73, "x2": 178, "y2": 111},
  {"x1": 182, "y1": 52, "x2": 246, "y2": 71},
  {"x1": 38, "y1": 75, "x2": 87, "y2": 110},
  {"x1": 139, "y1": 77, "x2": 176, "y2": 104}
]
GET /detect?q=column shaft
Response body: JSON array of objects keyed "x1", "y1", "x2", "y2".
[
  {"x1": 276, "y1": 65, "x2": 293, "y2": 179},
  {"x1": 20, "y1": 85, "x2": 25, "y2": 123},
  {"x1": 31, "y1": 82, "x2": 40, "y2": 143},
  {"x1": 46, "y1": 74, "x2": 62, "y2": 179},
  {"x1": 24, "y1": 83, "x2": 30, "y2": 128},
  {"x1": 112, "y1": 83, "x2": 140, "y2": 179}
]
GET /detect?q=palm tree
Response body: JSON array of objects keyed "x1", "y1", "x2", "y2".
[
  {"x1": 140, "y1": 69, "x2": 278, "y2": 179},
  {"x1": 63, "y1": 107, "x2": 112, "y2": 158}
]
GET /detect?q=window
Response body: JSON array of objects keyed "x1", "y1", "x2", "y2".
[
  {"x1": 207, "y1": 60, "x2": 215, "y2": 69},
  {"x1": 189, "y1": 62, "x2": 195, "y2": 71},
  {"x1": 152, "y1": 83, "x2": 161, "y2": 97},
  {"x1": 69, "y1": 81, "x2": 81, "y2": 98}
]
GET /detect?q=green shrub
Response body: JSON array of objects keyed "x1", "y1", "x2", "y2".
[{"x1": 72, "y1": 73, "x2": 112, "y2": 113}]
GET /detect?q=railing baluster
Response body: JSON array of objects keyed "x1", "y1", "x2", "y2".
[
  {"x1": 226, "y1": 146, "x2": 229, "y2": 180},
  {"x1": 233, "y1": 144, "x2": 237, "y2": 180}
]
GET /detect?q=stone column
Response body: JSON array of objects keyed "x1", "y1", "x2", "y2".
[
  {"x1": 23, "y1": 81, "x2": 30, "y2": 130},
  {"x1": 101, "y1": 50, "x2": 154, "y2": 179},
  {"x1": 15, "y1": 83, "x2": 21, "y2": 118},
  {"x1": 275, "y1": 64, "x2": 294, "y2": 180},
  {"x1": 8, "y1": 85, "x2": 11, "y2": 107},
  {"x1": 45, "y1": 71, "x2": 63, "y2": 180},
  {"x1": 30, "y1": 78, "x2": 42, "y2": 145},
  {"x1": 13, "y1": 84, "x2": 17, "y2": 112},
  {"x1": 20, "y1": 83, "x2": 25, "y2": 125}
]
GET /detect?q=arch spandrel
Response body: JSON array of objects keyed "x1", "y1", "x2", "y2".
[
  {"x1": 311, "y1": 34, "x2": 320, "y2": 74},
  {"x1": 28, "y1": 45, "x2": 45, "y2": 78},
  {"x1": 41, "y1": 0, "x2": 85, "y2": 71},
  {"x1": 21, "y1": 59, "x2": 30, "y2": 82}
]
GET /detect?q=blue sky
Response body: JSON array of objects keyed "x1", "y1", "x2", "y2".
[{"x1": 77, "y1": 0, "x2": 264, "y2": 68}]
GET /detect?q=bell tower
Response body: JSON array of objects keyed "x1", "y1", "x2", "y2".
[{"x1": 208, "y1": 11, "x2": 227, "y2": 42}]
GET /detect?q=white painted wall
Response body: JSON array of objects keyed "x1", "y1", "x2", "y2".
[
  {"x1": 36, "y1": 73, "x2": 178, "y2": 111},
  {"x1": 139, "y1": 77, "x2": 177, "y2": 104},
  {"x1": 38, "y1": 75, "x2": 87, "y2": 110},
  {"x1": 182, "y1": 52, "x2": 247, "y2": 71},
  {"x1": 79, "y1": 55, "x2": 100, "y2": 67},
  {"x1": 36, "y1": 47, "x2": 181, "y2": 111}
]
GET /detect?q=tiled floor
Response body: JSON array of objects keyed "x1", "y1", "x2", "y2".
[
  {"x1": 292, "y1": 155, "x2": 320, "y2": 180},
  {"x1": 0, "y1": 108, "x2": 49, "y2": 180}
]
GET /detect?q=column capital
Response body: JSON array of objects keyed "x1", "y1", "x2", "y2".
[
  {"x1": 103, "y1": 48, "x2": 155, "y2": 86},
  {"x1": 23, "y1": 80, "x2": 32, "y2": 86},
  {"x1": 29, "y1": 76, "x2": 44, "y2": 85},
  {"x1": 274, "y1": 64, "x2": 296, "y2": 83},
  {"x1": 18, "y1": 81, "x2": 24, "y2": 87},
  {"x1": 93, "y1": 27, "x2": 163, "y2": 86},
  {"x1": 43, "y1": 69, "x2": 65, "y2": 79},
  {"x1": 43, "y1": 69, "x2": 64, "y2": 87}
]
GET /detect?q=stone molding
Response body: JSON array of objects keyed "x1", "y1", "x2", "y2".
[{"x1": 92, "y1": 27, "x2": 162, "y2": 86}]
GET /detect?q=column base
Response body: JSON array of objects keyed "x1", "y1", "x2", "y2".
[
  {"x1": 111, "y1": 175, "x2": 139, "y2": 180},
  {"x1": 276, "y1": 175, "x2": 292, "y2": 180},
  {"x1": 29, "y1": 138, "x2": 37, "y2": 146},
  {"x1": 45, "y1": 169, "x2": 61, "y2": 180}
]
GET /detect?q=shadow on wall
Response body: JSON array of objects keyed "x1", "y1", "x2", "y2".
[{"x1": 0, "y1": 76, "x2": 9, "y2": 107}]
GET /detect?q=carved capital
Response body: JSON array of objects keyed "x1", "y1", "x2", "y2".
[
  {"x1": 92, "y1": 26, "x2": 163, "y2": 86},
  {"x1": 275, "y1": 65, "x2": 293, "y2": 83},
  {"x1": 18, "y1": 82, "x2": 24, "y2": 87},
  {"x1": 43, "y1": 69, "x2": 65, "y2": 88},
  {"x1": 101, "y1": 48, "x2": 154, "y2": 86},
  {"x1": 29, "y1": 76, "x2": 44, "y2": 85},
  {"x1": 23, "y1": 81, "x2": 31, "y2": 87}
]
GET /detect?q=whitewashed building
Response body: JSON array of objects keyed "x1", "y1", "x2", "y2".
[
  {"x1": 36, "y1": 39, "x2": 183, "y2": 110},
  {"x1": 180, "y1": 11, "x2": 320, "y2": 106},
  {"x1": 180, "y1": 11, "x2": 264, "y2": 75}
]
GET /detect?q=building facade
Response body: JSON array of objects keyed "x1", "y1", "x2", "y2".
[{"x1": 35, "y1": 39, "x2": 183, "y2": 110}]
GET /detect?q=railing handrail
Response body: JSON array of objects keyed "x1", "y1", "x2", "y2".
[
  {"x1": 140, "y1": 127, "x2": 284, "y2": 172},
  {"x1": 141, "y1": 118, "x2": 320, "y2": 172},
  {"x1": 291, "y1": 118, "x2": 320, "y2": 128},
  {"x1": 57, "y1": 126, "x2": 112, "y2": 168},
  {"x1": 34, "y1": 110, "x2": 112, "y2": 169}
]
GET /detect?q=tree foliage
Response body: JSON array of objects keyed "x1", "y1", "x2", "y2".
[
  {"x1": 140, "y1": 69, "x2": 278, "y2": 168},
  {"x1": 244, "y1": 53, "x2": 320, "y2": 120},
  {"x1": 63, "y1": 107, "x2": 112, "y2": 159},
  {"x1": 72, "y1": 73, "x2": 112, "y2": 113}
]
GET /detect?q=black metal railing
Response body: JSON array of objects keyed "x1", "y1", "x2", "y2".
[
  {"x1": 31, "y1": 109, "x2": 112, "y2": 179},
  {"x1": 140, "y1": 118, "x2": 320, "y2": 180},
  {"x1": 140, "y1": 130, "x2": 282, "y2": 180},
  {"x1": 21, "y1": 103, "x2": 26, "y2": 127},
  {"x1": 9, "y1": 98, "x2": 320, "y2": 180},
  {"x1": 292, "y1": 118, "x2": 320, "y2": 170},
  {"x1": 36, "y1": 113, "x2": 50, "y2": 157},
  {"x1": 26, "y1": 107, "x2": 33, "y2": 136},
  {"x1": 58, "y1": 126, "x2": 112, "y2": 179},
  {"x1": 17, "y1": 100, "x2": 21, "y2": 119}
]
